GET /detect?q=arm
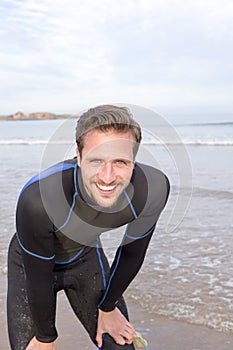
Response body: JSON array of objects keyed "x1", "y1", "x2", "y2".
[
  {"x1": 96, "y1": 171, "x2": 170, "y2": 345},
  {"x1": 95, "y1": 227, "x2": 153, "y2": 347},
  {"x1": 16, "y1": 182, "x2": 58, "y2": 343},
  {"x1": 99, "y1": 172, "x2": 170, "y2": 311},
  {"x1": 98, "y1": 222, "x2": 155, "y2": 311},
  {"x1": 96, "y1": 228, "x2": 154, "y2": 347}
]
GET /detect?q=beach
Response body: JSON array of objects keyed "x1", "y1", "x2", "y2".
[
  {"x1": 1, "y1": 274, "x2": 233, "y2": 349},
  {"x1": 0, "y1": 117, "x2": 233, "y2": 349},
  {"x1": 56, "y1": 295, "x2": 233, "y2": 350}
]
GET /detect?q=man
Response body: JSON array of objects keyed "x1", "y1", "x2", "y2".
[{"x1": 7, "y1": 105, "x2": 170, "y2": 349}]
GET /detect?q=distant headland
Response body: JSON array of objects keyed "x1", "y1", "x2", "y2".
[{"x1": 0, "y1": 111, "x2": 76, "y2": 121}]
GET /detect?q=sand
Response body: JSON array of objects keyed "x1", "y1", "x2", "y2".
[{"x1": 1, "y1": 275, "x2": 233, "y2": 349}]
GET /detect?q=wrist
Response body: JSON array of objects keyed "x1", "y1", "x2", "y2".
[
  {"x1": 98, "y1": 302, "x2": 117, "y2": 312},
  {"x1": 35, "y1": 335, "x2": 57, "y2": 344},
  {"x1": 26, "y1": 336, "x2": 56, "y2": 349}
]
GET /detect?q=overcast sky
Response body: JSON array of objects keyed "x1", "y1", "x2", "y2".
[{"x1": 0, "y1": 0, "x2": 233, "y2": 116}]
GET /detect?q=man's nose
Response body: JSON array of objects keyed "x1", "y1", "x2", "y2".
[{"x1": 98, "y1": 162, "x2": 116, "y2": 184}]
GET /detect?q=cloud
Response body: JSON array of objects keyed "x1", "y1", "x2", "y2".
[{"x1": 0, "y1": 0, "x2": 233, "y2": 114}]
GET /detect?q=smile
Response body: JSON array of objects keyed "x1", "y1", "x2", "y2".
[{"x1": 96, "y1": 183, "x2": 117, "y2": 192}]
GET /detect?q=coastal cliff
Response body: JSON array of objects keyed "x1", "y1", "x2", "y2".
[{"x1": 0, "y1": 111, "x2": 75, "y2": 121}]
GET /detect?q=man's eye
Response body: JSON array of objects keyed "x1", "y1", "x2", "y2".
[
  {"x1": 115, "y1": 160, "x2": 127, "y2": 166},
  {"x1": 90, "y1": 159, "x2": 103, "y2": 164}
]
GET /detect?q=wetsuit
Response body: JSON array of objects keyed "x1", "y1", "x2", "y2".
[{"x1": 7, "y1": 157, "x2": 169, "y2": 350}]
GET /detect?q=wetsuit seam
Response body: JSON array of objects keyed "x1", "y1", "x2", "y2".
[
  {"x1": 54, "y1": 191, "x2": 78, "y2": 233},
  {"x1": 20, "y1": 163, "x2": 76, "y2": 196},
  {"x1": 126, "y1": 224, "x2": 156, "y2": 240},
  {"x1": 97, "y1": 235, "x2": 126, "y2": 308},
  {"x1": 73, "y1": 163, "x2": 78, "y2": 192},
  {"x1": 96, "y1": 241, "x2": 107, "y2": 290},
  {"x1": 16, "y1": 232, "x2": 55, "y2": 261},
  {"x1": 123, "y1": 190, "x2": 138, "y2": 219},
  {"x1": 55, "y1": 247, "x2": 85, "y2": 265}
]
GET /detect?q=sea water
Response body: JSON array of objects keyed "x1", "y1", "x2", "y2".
[{"x1": 0, "y1": 115, "x2": 232, "y2": 334}]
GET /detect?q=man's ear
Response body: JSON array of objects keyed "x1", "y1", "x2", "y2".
[{"x1": 76, "y1": 147, "x2": 81, "y2": 166}]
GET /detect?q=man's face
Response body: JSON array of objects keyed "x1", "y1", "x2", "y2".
[{"x1": 76, "y1": 129, "x2": 136, "y2": 208}]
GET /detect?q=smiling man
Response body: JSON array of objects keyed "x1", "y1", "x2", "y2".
[{"x1": 7, "y1": 105, "x2": 170, "y2": 350}]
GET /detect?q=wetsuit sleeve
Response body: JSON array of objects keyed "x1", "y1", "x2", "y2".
[
  {"x1": 99, "y1": 173, "x2": 170, "y2": 312},
  {"x1": 16, "y1": 183, "x2": 57, "y2": 343}
]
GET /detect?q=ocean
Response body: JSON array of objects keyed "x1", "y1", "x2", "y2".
[{"x1": 0, "y1": 113, "x2": 233, "y2": 336}]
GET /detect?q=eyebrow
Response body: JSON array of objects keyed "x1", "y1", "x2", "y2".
[{"x1": 85, "y1": 156, "x2": 133, "y2": 163}]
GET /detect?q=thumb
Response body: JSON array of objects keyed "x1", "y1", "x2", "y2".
[{"x1": 96, "y1": 330, "x2": 103, "y2": 349}]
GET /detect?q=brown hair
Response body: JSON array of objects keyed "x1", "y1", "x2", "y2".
[{"x1": 76, "y1": 105, "x2": 142, "y2": 157}]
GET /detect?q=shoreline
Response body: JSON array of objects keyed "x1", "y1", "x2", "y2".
[
  {"x1": 55, "y1": 293, "x2": 233, "y2": 350},
  {"x1": 1, "y1": 276, "x2": 233, "y2": 350}
]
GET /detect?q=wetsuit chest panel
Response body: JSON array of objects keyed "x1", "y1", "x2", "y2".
[{"x1": 54, "y1": 195, "x2": 135, "y2": 249}]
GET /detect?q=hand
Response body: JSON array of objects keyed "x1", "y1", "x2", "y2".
[
  {"x1": 96, "y1": 307, "x2": 136, "y2": 347},
  {"x1": 26, "y1": 337, "x2": 56, "y2": 350}
]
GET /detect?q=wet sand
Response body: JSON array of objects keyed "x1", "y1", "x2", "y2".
[{"x1": 1, "y1": 276, "x2": 233, "y2": 349}]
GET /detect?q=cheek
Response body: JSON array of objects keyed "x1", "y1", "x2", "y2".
[
  {"x1": 119, "y1": 168, "x2": 134, "y2": 182},
  {"x1": 81, "y1": 164, "x2": 98, "y2": 178}
]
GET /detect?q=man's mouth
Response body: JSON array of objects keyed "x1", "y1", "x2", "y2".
[{"x1": 96, "y1": 183, "x2": 117, "y2": 193}]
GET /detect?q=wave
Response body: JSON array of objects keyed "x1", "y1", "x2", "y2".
[
  {"x1": 1, "y1": 139, "x2": 233, "y2": 146},
  {"x1": 177, "y1": 121, "x2": 233, "y2": 127},
  {"x1": 192, "y1": 187, "x2": 233, "y2": 200},
  {"x1": 142, "y1": 139, "x2": 233, "y2": 146},
  {"x1": 128, "y1": 289, "x2": 233, "y2": 334},
  {"x1": 172, "y1": 185, "x2": 233, "y2": 200}
]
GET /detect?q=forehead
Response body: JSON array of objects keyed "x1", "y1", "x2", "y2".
[{"x1": 82, "y1": 129, "x2": 136, "y2": 159}]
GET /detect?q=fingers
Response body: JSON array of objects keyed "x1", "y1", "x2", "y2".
[
  {"x1": 114, "y1": 326, "x2": 136, "y2": 345},
  {"x1": 97, "y1": 328, "x2": 134, "y2": 346},
  {"x1": 125, "y1": 321, "x2": 136, "y2": 334},
  {"x1": 96, "y1": 329, "x2": 135, "y2": 347},
  {"x1": 124, "y1": 322, "x2": 136, "y2": 342},
  {"x1": 96, "y1": 307, "x2": 136, "y2": 346}
]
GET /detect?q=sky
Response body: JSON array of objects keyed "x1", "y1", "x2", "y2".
[{"x1": 0, "y1": 0, "x2": 233, "y2": 116}]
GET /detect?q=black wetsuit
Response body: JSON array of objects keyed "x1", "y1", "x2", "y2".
[{"x1": 7, "y1": 158, "x2": 169, "y2": 350}]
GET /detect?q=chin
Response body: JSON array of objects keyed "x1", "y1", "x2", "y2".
[
  {"x1": 93, "y1": 191, "x2": 122, "y2": 208},
  {"x1": 97, "y1": 200, "x2": 117, "y2": 208}
]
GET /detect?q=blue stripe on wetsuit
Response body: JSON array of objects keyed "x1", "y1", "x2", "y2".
[
  {"x1": 96, "y1": 239, "x2": 107, "y2": 290},
  {"x1": 53, "y1": 163, "x2": 78, "y2": 234},
  {"x1": 126, "y1": 224, "x2": 156, "y2": 240},
  {"x1": 55, "y1": 248, "x2": 85, "y2": 265},
  {"x1": 98, "y1": 240, "x2": 125, "y2": 309},
  {"x1": 123, "y1": 190, "x2": 138, "y2": 219},
  {"x1": 54, "y1": 191, "x2": 78, "y2": 233},
  {"x1": 16, "y1": 232, "x2": 55, "y2": 261},
  {"x1": 20, "y1": 162, "x2": 76, "y2": 195}
]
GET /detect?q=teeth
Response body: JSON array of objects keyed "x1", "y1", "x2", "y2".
[{"x1": 97, "y1": 184, "x2": 116, "y2": 191}]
